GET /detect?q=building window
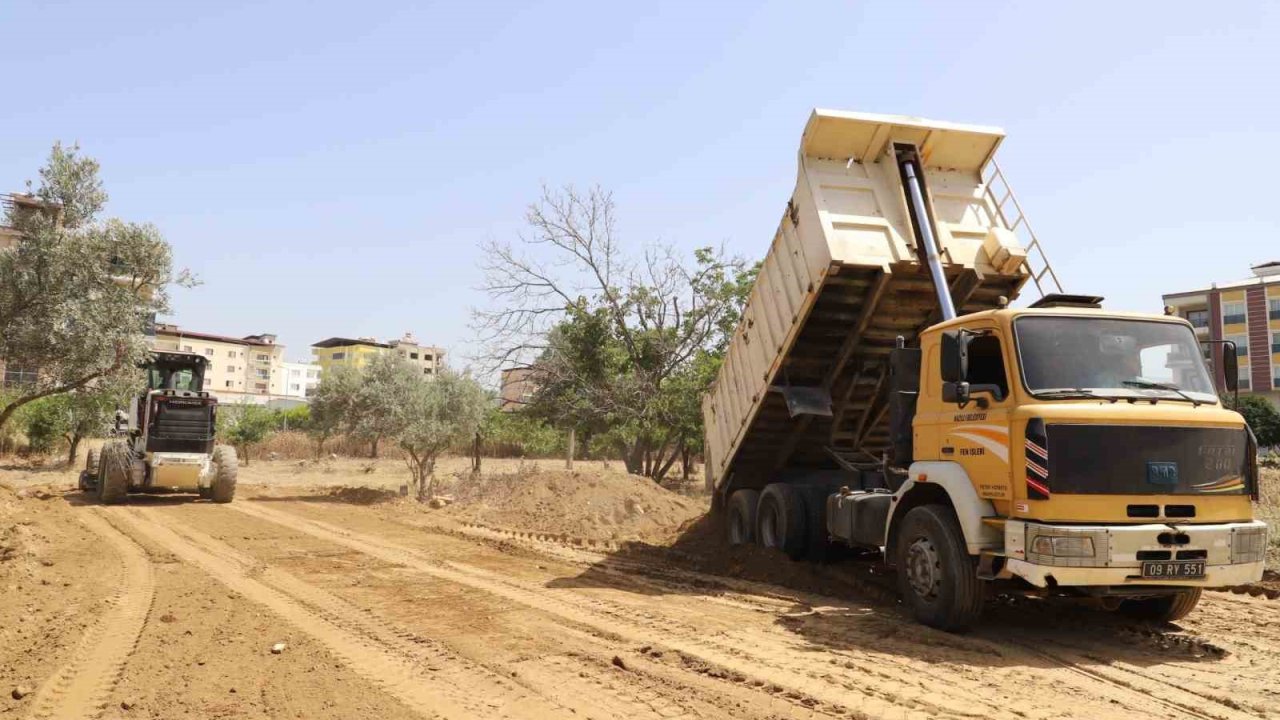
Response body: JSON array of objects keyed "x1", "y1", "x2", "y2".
[
  {"x1": 225, "y1": 380, "x2": 234, "y2": 388},
  {"x1": 1271, "y1": 297, "x2": 1280, "y2": 321},
  {"x1": 1223, "y1": 301, "x2": 1247, "y2": 326},
  {"x1": 410, "y1": 352, "x2": 419, "y2": 360},
  {"x1": 1227, "y1": 334, "x2": 1248, "y2": 357},
  {"x1": 1274, "y1": 332, "x2": 1280, "y2": 355},
  {"x1": 227, "y1": 350, "x2": 236, "y2": 358},
  {"x1": 204, "y1": 348, "x2": 214, "y2": 356},
  {"x1": 256, "y1": 369, "x2": 269, "y2": 380},
  {"x1": 254, "y1": 382, "x2": 267, "y2": 392},
  {"x1": 307, "y1": 370, "x2": 318, "y2": 379},
  {"x1": 423, "y1": 354, "x2": 433, "y2": 362},
  {"x1": 424, "y1": 368, "x2": 432, "y2": 375},
  {"x1": 1239, "y1": 364, "x2": 1251, "y2": 391},
  {"x1": 256, "y1": 353, "x2": 269, "y2": 362},
  {"x1": 331, "y1": 352, "x2": 345, "y2": 360},
  {"x1": 290, "y1": 383, "x2": 300, "y2": 391},
  {"x1": 1185, "y1": 309, "x2": 1209, "y2": 328}
]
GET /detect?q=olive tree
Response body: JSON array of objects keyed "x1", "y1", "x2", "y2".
[
  {"x1": 22, "y1": 371, "x2": 139, "y2": 465},
  {"x1": 398, "y1": 369, "x2": 488, "y2": 500},
  {"x1": 0, "y1": 143, "x2": 190, "y2": 434},
  {"x1": 218, "y1": 403, "x2": 276, "y2": 466}
]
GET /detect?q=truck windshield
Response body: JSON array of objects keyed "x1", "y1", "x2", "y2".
[{"x1": 1014, "y1": 317, "x2": 1217, "y2": 403}]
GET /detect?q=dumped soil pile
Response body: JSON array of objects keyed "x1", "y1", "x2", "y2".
[{"x1": 445, "y1": 469, "x2": 705, "y2": 543}]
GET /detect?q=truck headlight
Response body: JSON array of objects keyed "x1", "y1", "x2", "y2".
[
  {"x1": 1232, "y1": 526, "x2": 1267, "y2": 564},
  {"x1": 1031, "y1": 535, "x2": 1096, "y2": 557}
]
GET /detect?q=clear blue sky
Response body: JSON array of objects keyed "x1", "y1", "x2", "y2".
[{"x1": 3, "y1": 1, "x2": 1278, "y2": 372}]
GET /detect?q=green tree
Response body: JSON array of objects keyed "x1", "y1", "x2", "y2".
[
  {"x1": 274, "y1": 404, "x2": 311, "y2": 432},
  {"x1": 22, "y1": 372, "x2": 138, "y2": 464},
  {"x1": 398, "y1": 369, "x2": 488, "y2": 500},
  {"x1": 1228, "y1": 395, "x2": 1280, "y2": 447},
  {"x1": 476, "y1": 187, "x2": 756, "y2": 480},
  {"x1": 0, "y1": 143, "x2": 190, "y2": 434},
  {"x1": 219, "y1": 403, "x2": 276, "y2": 466},
  {"x1": 351, "y1": 354, "x2": 419, "y2": 458},
  {"x1": 307, "y1": 355, "x2": 420, "y2": 458}
]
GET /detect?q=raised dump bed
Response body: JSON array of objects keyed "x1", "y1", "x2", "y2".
[{"x1": 703, "y1": 109, "x2": 1034, "y2": 498}]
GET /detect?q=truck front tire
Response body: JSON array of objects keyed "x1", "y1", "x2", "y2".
[
  {"x1": 97, "y1": 443, "x2": 130, "y2": 505},
  {"x1": 727, "y1": 489, "x2": 759, "y2": 545},
  {"x1": 894, "y1": 504, "x2": 984, "y2": 632},
  {"x1": 758, "y1": 483, "x2": 807, "y2": 560},
  {"x1": 210, "y1": 445, "x2": 238, "y2": 503},
  {"x1": 1121, "y1": 589, "x2": 1201, "y2": 623}
]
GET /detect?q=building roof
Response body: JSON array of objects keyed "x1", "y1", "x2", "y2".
[
  {"x1": 311, "y1": 336, "x2": 391, "y2": 349},
  {"x1": 154, "y1": 324, "x2": 279, "y2": 347},
  {"x1": 1162, "y1": 262, "x2": 1280, "y2": 300}
]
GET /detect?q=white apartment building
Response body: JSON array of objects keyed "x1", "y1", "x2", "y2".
[
  {"x1": 281, "y1": 360, "x2": 321, "y2": 399},
  {"x1": 152, "y1": 324, "x2": 288, "y2": 406}
]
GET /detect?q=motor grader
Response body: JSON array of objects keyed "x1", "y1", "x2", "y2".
[{"x1": 79, "y1": 351, "x2": 238, "y2": 503}]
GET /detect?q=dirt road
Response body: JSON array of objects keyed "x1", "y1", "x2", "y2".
[{"x1": 2, "y1": 470, "x2": 1278, "y2": 720}]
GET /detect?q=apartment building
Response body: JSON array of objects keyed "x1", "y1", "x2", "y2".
[
  {"x1": 1162, "y1": 261, "x2": 1280, "y2": 407},
  {"x1": 281, "y1": 360, "x2": 321, "y2": 399},
  {"x1": 152, "y1": 324, "x2": 287, "y2": 405},
  {"x1": 312, "y1": 333, "x2": 444, "y2": 378},
  {"x1": 499, "y1": 367, "x2": 538, "y2": 411}
]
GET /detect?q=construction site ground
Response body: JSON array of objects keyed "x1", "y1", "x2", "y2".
[{"x1": 2, "y1": 457, "x2": 1278, "y2": 720}]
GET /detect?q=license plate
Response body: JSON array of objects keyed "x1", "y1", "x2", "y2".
[{"x1": 1140, "y1": 561, "x2": 1205, "y2": 579}]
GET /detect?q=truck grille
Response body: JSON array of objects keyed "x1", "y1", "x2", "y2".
[{"x1": 1044, "y1": 425, "x2": 1248, "y2": 496}]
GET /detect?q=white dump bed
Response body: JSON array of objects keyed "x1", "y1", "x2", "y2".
[{"x1": 703, "y1": 110, "x2": 1032, "y2": 495}]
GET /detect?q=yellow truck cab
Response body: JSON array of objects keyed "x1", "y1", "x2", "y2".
[
  {"x1": 702, "y1": 109, "x2": 1267, "y2": 632},
  {"x1": 892, "y1": 301, "x2": 1265, "y2": 627}
]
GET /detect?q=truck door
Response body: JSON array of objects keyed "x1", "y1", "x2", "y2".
[{"x1": 918, "y1": 324, "x2": 1014, "y2": 502}]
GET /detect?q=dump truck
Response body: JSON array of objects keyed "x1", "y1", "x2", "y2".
[
  {"x1": 703, "y1": 109, "x2": 1267, "y2": 631},
  {"x1": 80, "y1": 351, "x2": 238, "y2": 503}
]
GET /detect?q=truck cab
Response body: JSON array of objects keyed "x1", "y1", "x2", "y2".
[{"x1": 879, "y1": 299, "x2": 1266, "y2": 628}]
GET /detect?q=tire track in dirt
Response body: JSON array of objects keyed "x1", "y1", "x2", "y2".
[
  {"x1": 239, "y1": 501, "x2": 1123, "y2": 720},
  {"x1": 27, "y1": 510, "x2": 155, "y2": 720},
  {"x1": 454, "y1": 516, "x2": 1280, "y2": 720},
  {"x1": 107, "y1": 506, "x2": 567, "y2": 719}
]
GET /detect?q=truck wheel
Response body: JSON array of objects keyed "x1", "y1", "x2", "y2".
[
  {"x1": 894, "y1": 504, "x2": 984, "y2": 632},
  {"x1": 757, "y1": 483, "x2": 807, "y2": 560},
  {"x1": 97, "y1": 442, "x2": 130, "y2": 505},
  {"x1": 210, "y1": 445, "x2": 238, "y2": 503},
  {"x1": 1120, "y1": 589, "x2": 1201, "y2": 623},
  {"x1": 727, "y1": 489, "x2": 759, "y2": 545}
]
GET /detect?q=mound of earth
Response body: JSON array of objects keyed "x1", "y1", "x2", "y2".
[{"x1": 443, "y1": 469, "x2": 706, "y2": 543}]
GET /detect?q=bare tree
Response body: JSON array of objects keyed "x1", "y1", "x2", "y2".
[{"x1": 474, "y1": 186, "x2": 753, "y2": 479}]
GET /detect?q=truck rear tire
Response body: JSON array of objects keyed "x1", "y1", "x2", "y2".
[
  {"x1": 97, "y1": 442, "x2": 130, "y2": 505},
  {"x1": 727, "y1": 489, "x2": 759, "y2": 545},
  {"x1": 210, "y1": 445, "x2": 238, "y2": 503},
  {"x1": 1120, "y1": 589, "x2": 1201, "y2": 623},
  {"x1": 894, "y1": 504, "x2": 984, "y2": 632},
  {"x1": 758, "y1": 483, "x2": 807, "y2": 560}
]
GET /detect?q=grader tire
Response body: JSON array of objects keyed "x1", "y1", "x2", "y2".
[
  {"x1": 97, "y1": 443, "x2": 130, "y2": 505},
  {"x1": 210, "y1": 445, "x2": 238, "y2": 503},
  {"x1": 85, "y1": 447, "x2": 100, "y2": 476}
]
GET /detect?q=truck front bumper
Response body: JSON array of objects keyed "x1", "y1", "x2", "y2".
[{"x1": 1001, "y1": 519, "x2": 1267, "y2": 589}]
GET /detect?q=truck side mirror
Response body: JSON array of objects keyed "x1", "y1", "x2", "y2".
[
  {"x1": 1222, "y1": 342, "x2": 1239, "y2": 393},
  {"x1": 940, "y1": 330, "x2": 972, "y2": 406}
]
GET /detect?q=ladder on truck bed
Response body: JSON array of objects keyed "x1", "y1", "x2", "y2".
[{"x1": 983, "y1": 160, "x2": 1063, "y2": 297}]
